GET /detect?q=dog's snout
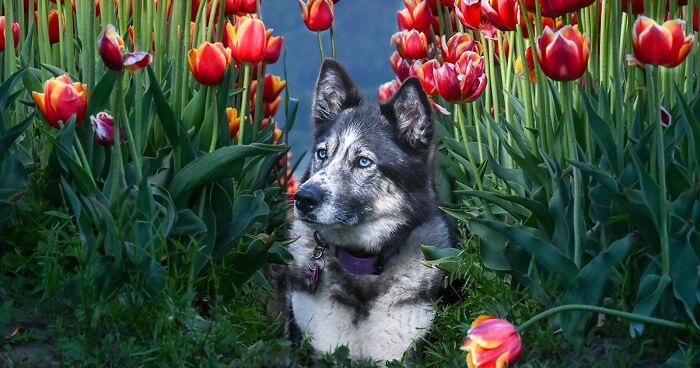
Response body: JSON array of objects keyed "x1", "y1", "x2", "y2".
[{"x1": 295, "y1": 186, "x2": 324, "y2": 214}]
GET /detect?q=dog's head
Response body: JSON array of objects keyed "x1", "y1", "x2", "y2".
[{"x1": 294, "y1": 59, "x2": 437, "y2": 253}]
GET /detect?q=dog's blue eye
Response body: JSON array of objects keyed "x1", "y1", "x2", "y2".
[
  {"x1": 358, "y1": 157, "x2": 373, "y2": 168},
  {"x1": 316, "y1": 149, "x2": 327, "y2": 160}
]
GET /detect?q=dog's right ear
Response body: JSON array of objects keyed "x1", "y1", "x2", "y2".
[
  {"x1": 380, "y1": 77, "x2": 434, "y2": 149},
  {"x1": 311, "y1": 59, "x2": 362, "y2": 137}
]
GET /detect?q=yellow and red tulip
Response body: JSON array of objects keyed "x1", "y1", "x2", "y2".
[
  {"x1": 32, "y1": 75, "x2": 88, "y2": 128},
  {"x1": 397, "y1": 0, "x2": 435, "y2": 33},
  {"x1": 409, "y1": 59, "x2": 440, "y2": 95},
  {"x1": 227, "y1": 107, "x2": 241, "y2": 139},
  {"x1": 298, "y1": 0, "x2": 334, "y2": 32},
  {"x1": 226, "y1": 16, "x2": 266, "y2": 64},
  {"x1": 264, "y1": 96, "x2": 281, "y2": 118},
  {"x1": 441, "y1": 32, "x2": 480, "y2": 64},
  {"x1": 455, "y1": 0, "x2": 481, "y2": 30},
  {"x1": 378, "y1": 79, "x2": 401, "y2": 102},
  {"x1": 390, "y1": 51, "x2": 411, "y2": 82},
  {"x1": 98, "y1": 24, "x2": 125, "y2": 70},
  {"x1": 188, "y1": 42, "x2": 232, "y2": 85},
  {"x1": 0, "y1": 16, "x2": 20, "y2": 52},
  {"x1": 461, "y1": 316, "x2": 522, "y2": 368},
  {"x1": 435, "y1": 51, "x2": 487, "y2": 103},
  {"x1": 631, "y1": 16, "x2": 693, "y2": 69},
  {"x1": 264, "y1": 29, "x2": 283, "y2": 64},
  {"x1": 260, "y1": 74, "x2": 287, "y2": 102},
  {"x1": 90, "y1": 112, "x2": 124, "y2": 146},
  {"x1": 123, "y1": 51, "x2": 152, "y2": 72},
  {"x1": 514, "y1": 46, "x2": 536, "y2": 82},
  {"x1": 535, "y1": 25, "x2": 590, "y2": 81},
  {"x1": 522, "y1": 0, "x2": 594, "y2": 18},
  {"x1": 481, "y1": 0, "x2": 519, "y2": 31},
  {"x1": 392, "y1": 29, "x2": 429, "y2": 60}
]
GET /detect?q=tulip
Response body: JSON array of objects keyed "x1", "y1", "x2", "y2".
[
  {"x1": 273, "y1": 127, "x2": 283, "y2": 144},
  {"x1": 392, "y1": 29, "x2": 429, "y2": 60},
  {"x1": 397, "y1": 0, "x2": 434, "y2": 32},
  {"x1": 631, "y1": 16, "x2": 693, "y2": 69},
  {"x1": 390, "y1": 51, "x2": 411, "y2": 82},
  {"x1": 518, "y1": 11, "x2": 555, "y2": 38},
  {"x1": 252, "y1": 74, "x2": 287, "y2": 102},
  {"x1": 227, "y1": 107, "x2": 241, "y2": 139},
  {"x1": 461, "y1": 316, "x2": 522, "y2": 368},
  {"x1": 264, "y1": 97, "x2": 281, "y2": 117},
  {"x1": 287, "y1": 174, "x2": 299, "y2": 201},
  {"x1": 228, "y1": 0, "x2": 259, "y2": 14},
  {"x1": 427, "y1": 0, "x2": 454, "y2": 12},
  {"x1": 123, "y1": 51, "x2": 152, "y2": 72},
  {"x1": 535, "y1": 25, "x2": 590, "y2": 81},
  {"x1": 32, "y1": 75, "x2": 88, "y2": 128},
  {"x1": 226, "y1": 16, "x2": 266, "y2": 64},
  {"x1": 481, "y1": 0, "x2": 519, "y2": 31},
  {"x1": 0, "y1": 16, "x2": 20, "y2": 52},
  {"x1": 90, "y1": 112, "x2": 124, "y2": 146},
  {"x1": 455, "y1": 0, "x2": 481, "y2": 30},
  {"x1": 620, "y1": 0, "x2": 688, "y2": 14},
  {"x1": 434, "y1": 52, "x2": 487, "y2": 103},
  {"x1": 441, "y1": 32, "x2": 480, "y2": 64},
  {"x1": 299, "y1": 0, "x2": 334, "y2": 32},
  {"x1": 514, "y1": 46, "x2": 536, "y2": 82},
  {"x1": 522, "y1": 0, "x2": 594, "y2": 18},
  {"x1": 378, "y1": 79, "x2": 401, "y2": 102},
  {"x1": 264, "y1": 29, "x2": 283, "y2": 64},
  {"x1": 409, "y1": 59, "x2": 440, "y2": 95},
  {"x1": 37, "y1": 10, "x2": 61, "y2": 44},
  {"x1": 98, "y1": 24, "x2": 125, "y2": 70},
  {"x1": 661, "y1": 106, "x2": 672, "y2": 128},
  {"x1": 188, "y1": 42, "x2": 232, "y2": 85}
]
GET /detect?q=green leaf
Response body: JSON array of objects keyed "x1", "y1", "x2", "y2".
[
  {"x1": 172, "y1": 209, "x2": 207, "y2": 236},
  {"x1": 468, "y1": 221, "x2": 510, "y2": 271},
  {"x1": 582, "y1": 93, "x2": 619, "y2": 170},
  {"x1": 630, "y1": 150, "x2": 661, "y2": 230},
  {"x1": 420, "y1": 245, "x2": 461, "y2": 273},
  {"x1": 182, "y1": 88, "x2": 206, "y2": 129},
  {"x1": 46, "y1": 126, "x2": 98, "y2": 196},
  {"x1": 0, "y1": 112, "x2": 34, "y2": 160},
  {"x1": 86, "y1": 70, "x2": 117, "y2": 118},
  {"x1": 630, "y1": 273, "x2": 671, "y2": 337},
  {"x1": 669, "y1": 231, "x2": 700, "y2": 328},
  {"x1": 146, "y1": 66, "x2": 181, "y2": 147}
]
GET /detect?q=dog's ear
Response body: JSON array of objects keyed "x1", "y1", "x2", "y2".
[
  {"x1": 380, "y1": 77, "x2": 434, "y2": 149},
  {"x1": 312, "y1": 59, "x2": 362, "y2": 137}
]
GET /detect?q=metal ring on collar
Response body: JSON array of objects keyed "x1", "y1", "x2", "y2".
[{"x1": 307, "y1": 257, "x2": 326, "y2": 271}]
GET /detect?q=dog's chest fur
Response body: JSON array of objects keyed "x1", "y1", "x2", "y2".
[{"x1": 288, "y1": 217, "x2": 449, "y2": 361}]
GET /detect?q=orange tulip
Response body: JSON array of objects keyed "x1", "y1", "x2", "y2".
[
  {"x1": 455, "y1": 0, "x2": 481, "y2": 30},
  {"x1": 392, "y1": 29, "x2": 429, "y2": 60},
  {"x1": 226, "y1": 16, "x2": 266, "y2": 64},
  {"x1": 397, "y1": 0, "x2": 435, "y2": 33},
  {"x1": 32, "y1": 75, "x2": 88, "y2": 128},
  {"x1": 481, "y1": 0, "x2": 519, "y2": 31},
  {"x1": 441, "y1": 32, "x2": 480, "y2": 64},
  {"x1": 632, "y1": 16, "x2": 693, "y2": 69},
  {"x1": 390, "y1": 51, "x2": 411, "y2": 82},
  {"x1": 535, "y1": 25, "x2": 590, "y2": 81},
  {"x1": 264, "y1": 96, "x2": 281, "y2": 118},
  {"x1": 0, "y1": 16, "x2": 20, "y2": 52},
  {"x1": 227, "y1": 107, "x2": 241, "y2": 139},
  {"x1": 188, "y1": 42, "x2": 232, "y2": 85},
  {"x1": 252, "y1": 74, "x2": 287, "y2": 103},
  {"x1": 298, "y1": 0, "x2": 334, "y2": 32},
  {"x1": 522, "y1": 0, "x2": 594, "y2": 18},
  {"x1": 98, "y1": 24, "x2": 125, "y2": 70},
  {"x1": 409, "y1": 59, "x2": 440, "y2": 95},
  {"x1": 461, "y1": 316, "x2": 522, "y2": 368},
  {"x1": 264, "y1": 29, "x2": 283, "y2": 64},
  {"x1": 377, "y1": 79, "x2": 401, "y2": 103}
]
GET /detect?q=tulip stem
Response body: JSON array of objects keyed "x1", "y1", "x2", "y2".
[
  {"x1": 561, "y1": 81, "x2": 583, "y2": 268},
  {"x1": 517, "y1": 304, "x2": 696, "y2": 334},
  {"x1": 316, "y1": 32, "x2": 325, "y2": 61},
  {"x1": 237, "y1": 64, "x2": 252, "y2": 144},
  {"x1": 330, "y1": 25, "x2": 336, "y2": 59},
  {"x1": 209, "y1": 86, "x2": 219, "y2": 152},
  {"x1": 73, "y1": 133, "x2": 94, "y2": 183},
  {"x1": 111, "y1": 73, "x2": 127, "y2": 198}
]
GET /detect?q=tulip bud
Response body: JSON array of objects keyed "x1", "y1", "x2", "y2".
[
  {"x1": 0, "y1": 16, "x2": 20, "y2": 52},
  {"x1": 455, "y1": 0, "x2": 481, "y2": 30},
  {"x1": 514, "y1": 46, "x2": 536, "y2": 82},
  {"x1": 461, "y1": 316, "x2": 522, "y2": 368},
  {"x1": 226, "y1": 16, "x2": 266, "y2": 65},
  {"x1": 32, "y1": 75, "x2": 88, "y2": 128},
  {"x1": 392, "y1": 29, "x2": 429, "y2": 60},
  {"x1": 299, "y1": 0, "x2": 334, "y2": 32},
  {"x1": 377, "y1": 80, "x2": 401, "y2": 103},
  {"x1": 90, "y1": 112, "x2": 124, "y2": 146},
  {"x1": 481, "y1": 0, "x2": 519, "y2": 31},
  {"x1": 36, "y1": 9, "x2": 62, "y2": 44},
  {"x1": 123, "y1": 51, "x2": 152, "y2": 72},
  {"x1": 631, "y1": 16, "x2": 693, "y2": 69},
  {"x1": 188, "y1": 42, "x2": 232, "y2": 85},
  {"x1": 397, "y1": 0, "x2": 434, "y2": 33},
  {"x1": 536, "y1": 25, "x2": 590, "y2": 81},
  {"x1": 264, "y1": 29, "x2": 283, "y2": 64},
  {"x1": 98, "y1": 24, "x2": 125, "y2": 70},
  {"x1": 390, "y1": 51, "x2": 411, "y2": 82}
]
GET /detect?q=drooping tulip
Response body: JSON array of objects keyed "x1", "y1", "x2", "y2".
[
  {"x1": 0, "y1": 16, "x2": 20, "y2": 52},
  {"x1": 535, "y1": 25, "x2": 590, "y2": 81},
  {"x1": 32, "y1": 75, "x2": 88, "y2": 128},
  {"x1": 123, "y1": 51, "x2": 152, "y2": 72},
  {"x1": 264, "y1": 29, "x2": 283, "y2": 64},
  {"x1": 441, "y1": 32, "x2": 480, "y2": 64},
  {"x1": 631, "y1": 16, "x2": 693, "y2": 68},
  {"x1": 98, "y1": 24, "x2": 125, "y2": 70},
  {"x1": 392, "y1": 29, "x2": 429, "y2": 60},
  {"x1": 522, "y1": 0, "x2": 595, "y2": 18},
  {"x1": 226, "y1": 16, "x2": 266, "y2": 64},
  {"x1": 299, "y1": 0, "x2": 334, "y2": 32},
  {"x1": 397, "y1": 0, "x2": 434, "y2": 32},
  {"x1": 461, "y1": 316, "x2": 522, "y2": 368},
  {"x1": 434, "y1": 51, "x2": 487, "y2": 103},
  {"x1": 455, "y1": 0, "x2": 481, "y2": 30},
  {"x1": 90, "y1": 112, "x2": 124, "y2": 146},
  {"x1": 390, "y1": 51, "x2": 411, "y2": 81},
  {"x1": 377, "y1": 79, "x2": 401, "y2": 102},
  {"x1": 188, "y1": 42, "x2": 232, "y2": 85},
  {"x1": 481, "y1": 0, "x2": 519, "y2": 31},
  {"x1": 409, "y1": 59, "x2": 440, "y2": 95}
]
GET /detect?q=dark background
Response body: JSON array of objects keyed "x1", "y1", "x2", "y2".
[{"x1": 262, "y1": 0, "x2": 403, "y2": 170}]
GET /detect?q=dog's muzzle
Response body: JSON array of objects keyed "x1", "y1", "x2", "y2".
[{"x1": 294, "y1": 185, "x2": 325, "y2": 214}]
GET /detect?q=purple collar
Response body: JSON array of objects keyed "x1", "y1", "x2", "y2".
[{"x1": 314, "y1": 232, "x2": 402, "y2": 276}]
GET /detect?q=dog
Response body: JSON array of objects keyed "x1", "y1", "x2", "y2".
[{"x1": 284, "y1": 59, "x2": 454, "y2": 362}]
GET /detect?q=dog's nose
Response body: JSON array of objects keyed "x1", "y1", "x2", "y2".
[{"x1": 295, "y1": 186, "x2": 323, "y2": 214}]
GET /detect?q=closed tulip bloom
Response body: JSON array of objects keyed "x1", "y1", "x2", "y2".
[
  {"x1": 227, "y1": 107, "x2": 241, "y2": 139},
  {"x1": 481, "y1": 0, "x2": 519, "y2": 31},
  {"x1": 409, "y1": 59, "x2": 440, "y2": 95},
  {"x1": 226, "y1": 16, "x2": 266, "y2": 64},
  {"x1": 390, "y1": 51, "x2": 411, "y2": 81},
  {"x1": 264, "y1": 96, "x2": 281, "y2": 117},
  {"x1": 32, "y1": 75, "x2": 88, "y2": 128},
  {"x1": 632, "y1": 16, "x2": 693, "y2": 68},
  {"x1": 441, "y1": 32, "x2": 480, "y2": 64},
  {"x1": 98, "y1": 24, "x2": 125, "y2": 70},
  {"x1": 252, "y1": 74, "x2": 287, "y2": 102},
  {"x1": 41, "y1": 10, "x2": 61, "y2": 44},
  {"x1": 188, "y1": 42, "x2": 232, "y2": 85},
  {"x1": 621, "y1": 0, "x2": 688, "y2": 14},
  {"x1": 90, "y1": 112, "x2": 124, "y2": 146},
  {"x1": 455, "y1": 0, "x2": 481, "y2": 30},
  {"x1": 536, "y1": 25, "x2": 590, "y2": 81},
  {"x1": 299, "y1": 0, "x2": 334, "y2": 32},
  {"x1": 435, "y1": 52, "x2": 487, "y2": 103},
  {"x1": 264, "y1": 29, "x2": 283, "y2": 63},
  {"x1": 0, "y1": 16, "x2": 20, "y2": 52},
  {"x1": 123, "y1": 51, "x2": 152, "y2": 72},
  {"x1": 397, "y1": 0, "x2": 434, "y2": 32},
  {"x1": 392, "y1": 29, "x2": 429, "y2": 60},
  {"x1": 523, "y1": 0, "x2": 594, "y2": 18},
  {"x1": 461, "y1": 316, "x2": 522, "y2": 368},
  {"x1": 514, "y1": 46, "x2": 536, "y2": 82},
  {"x1": 377, "y1": 79, "x2": 401, "y2": 102}
]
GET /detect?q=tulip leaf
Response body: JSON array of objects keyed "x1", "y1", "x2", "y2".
[
  {"x1": 468, "y1": 220, "x2": 511, "y2": 271},
  {"x1": 146, "y1": 66, "x2": 181, "y2": 147},
  {"x1": 675, "y1": 86, "x2": 700, "y2": 176},
  {"x1": 630, "y1": 150, "x2": 661, "y2": 230},
  {"x1": 630, "y1": 272, "x2": 671, "y2": 337},
  {"x1": 86, "y1": 70, "x2": 118, "y2": 118},
  {"x1": 582, "y1": 93, "x2": 618, "y2": 170},
  {"x1": 0, "y1": 111, "x2": 34, "y2": 161},
  {"x1": 420, "y1": 245, "x2": 461, "y2": 273},
  {"x1": 0, "y1": 67, "x2": 27, "y2": 114},
  {"x1": 172, "y1": 209, "x2": 208, "y2": 236},
  {"x1": 669, "y1": 231, "x2": 700, "y2": 328},
  {"x1": 182, "y1": 88, "x2": 206, "y2": 130},
  {"x1": 40, "y1": 63, "x2": 75, "y2": 80},
  {"x1": 46, "y1": 135, "x2": 98, "y2": 196},
  {"x1": 212, "y1": 191, "x2": 269, "y2": 260}
]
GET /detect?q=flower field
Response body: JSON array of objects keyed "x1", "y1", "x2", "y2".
[{"x1": 1, "y1": 0, "x2": 700, "y2": 367}]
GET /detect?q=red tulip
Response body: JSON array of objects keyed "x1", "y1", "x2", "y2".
[
  {"x1": 226, "y1": 16, "x2": 266, "y2": 64},
  {"x1": 90, "y1": 112, "x2": 124, "y2": 146},
  {"x1": 518, "y1": 11, "x2": 555, "y2": 38},
  {"x1": 409, "y1": 59, "x2": 440, "y2": 95},
  {"x1": 621, "y1": 0, "x2": 688, "y2": 14},
  {"x1": 377, "y1": 79, "x2": 401, "y2": 102},
  {"x1": 522, "y1": 0, "x2": 594, "y2": 18},
  {"x1": 264, "y1": 29, "x2": 283, "y2": 64},
  {"x1": 35, "y1": 10, "x2": 62, "y2": 44},
  {"x1": 0, "y1": 16, "x2": 20, "y2": 52},
  {"x1": 390, "y1": 51, "x2": 411, "y2": 81},
  {"x1": 631, "y1": 16, "x2": 693, "y2": 68},
  {"x1": 397, "y1": 0, "x2": 434, "y2": 32},
  {"x1": 481, "y1": 0, "x2": 519, "y2": 31},
  {"x1": 535, "y1": 25, "x2": 590, "y2": 81},
  {"x1": 427, "y1": 0, "x2": 454, "y2": 12},
  {"x1": 264, "y1": 96, "x2": 281, "y2": 117},
  {"x1": 461, "y1": 316, "x2": 522, "y2": 368},
  {"x1": 188, "y1": 42, "x2": 232, "y2": 85},
  {"x1": 441, "y1": 32, "x2": 480, "y2": 64},
  {"x1": 32, "y1": 75, "x2": 88, "y2": 128},
  {"x1": 98, "y1": 24, "x2": 125, "y2": 70},
  {"x1": 435, "y1": 51, "x2": 487, "y2": 103},
  {"x1": 392, "y1": 29, "x2": 429, "y2": 60},
  {"x1": 298, "y1": 0, "x2": 334, "y2": 32},
  {"x1": 123, "y1": 51, "x2": 152, "y2": 72},
  {"x1": 287, "y1": 174, "x2": 299, "y2": 201},
  {"x1": 455, "y1": 0, "x2": 481, "y2": 30}
]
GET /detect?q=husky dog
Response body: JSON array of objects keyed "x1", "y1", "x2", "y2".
[{"x1": 287, "y1": 59, "x2": 453, "y2": 362}]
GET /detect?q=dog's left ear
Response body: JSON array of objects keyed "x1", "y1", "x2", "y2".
[
  {"x1": 312, "y1": 59, "x2": 362, "y2": 137},
  {"x1": 380, "y1": 77, "x2": 434, "y2": 149}
]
